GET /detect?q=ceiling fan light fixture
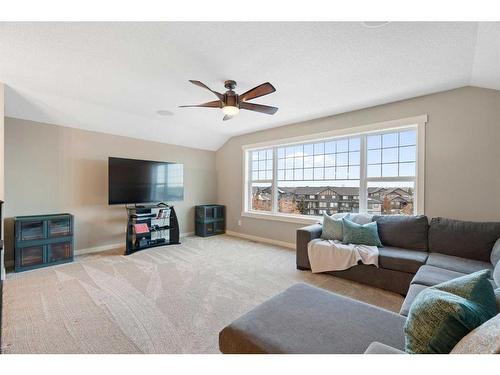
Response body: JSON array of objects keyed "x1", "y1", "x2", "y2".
[{"x1": 221, "y1": 105, "x2": 239, "y2": 116}]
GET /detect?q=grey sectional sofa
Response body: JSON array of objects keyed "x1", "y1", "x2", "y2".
[
  {"x1": 219, "y1": 215, "x2": 500, "y2": 354},
  {"x1": 297, "y1": 215, "x2": 499, "y2": 295}
]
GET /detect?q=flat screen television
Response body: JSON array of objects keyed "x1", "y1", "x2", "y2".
[{"x1": 108, "y1": 157, "x2": 184, "y2": 205}]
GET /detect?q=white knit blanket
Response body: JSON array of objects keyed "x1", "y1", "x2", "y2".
[{"x1": 307, "y1": 239, "x2": 379, "y2": 273}]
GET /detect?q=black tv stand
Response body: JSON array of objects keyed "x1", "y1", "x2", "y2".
[{"x1": 125, "y1": 204, "x2": 180, "y2": 255}]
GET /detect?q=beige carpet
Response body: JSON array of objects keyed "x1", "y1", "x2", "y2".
[{"x1": 1, "y1": 235, "x2": 403, "y2": 353}]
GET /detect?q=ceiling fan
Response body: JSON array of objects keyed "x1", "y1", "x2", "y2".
[{"x1": 179, "y1": 80, "x2": 278, "y2": 121}]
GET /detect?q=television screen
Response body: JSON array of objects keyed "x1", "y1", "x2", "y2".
[{"x1": 108, "y1": 157, "x2": 184, "y2": 205}]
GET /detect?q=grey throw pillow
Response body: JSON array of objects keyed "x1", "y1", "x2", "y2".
[
  {"x1": 491, "y1": 238, "x2": 500, "y2": 266},
  {"x1": 321, "y1": 213, "x2": 350, "y2": 241},
  {"x1": 494, "y1": 260, "x2": 500, "y2": 288},
  {"x1": 349, "y1": 213, "x2": 373, "y2": 225}
]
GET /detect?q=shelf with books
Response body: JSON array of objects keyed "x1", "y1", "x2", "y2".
[{"x1": 125, "y1": 204, "x2": 180, "y2": 255}]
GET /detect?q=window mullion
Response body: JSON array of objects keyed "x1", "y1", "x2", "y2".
[
  {"x1": 247, "y1": 151, "x2": 252, "y2": 211},
  {"x1": 272, "y1": 147, "x2": 278, "y2": 213},
  {"x1": 359, "y1": 135, "x2": 367, "y2": 214}
]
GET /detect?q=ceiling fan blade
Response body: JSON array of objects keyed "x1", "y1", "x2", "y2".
[
  {"x1": 240, "y1": 102, "x2": 278, "y2": 115},
  {"x1": 240, "y1": 82, "x2": 276, "y2": 102},
  {"x1": 179, "y1": 100, "x2": 222, "y2": 108},
  {"x1": 223, "y1": 115, "x2": 233, "y2": 121},
  {"x1": 189, "y1": 80, "x2": 224, "y2": 100}
]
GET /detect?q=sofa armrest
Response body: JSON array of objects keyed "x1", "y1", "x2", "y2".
[
  {"x1": 296, "y1": 223, "x2": 322, "y2": 270},
  {"x1": 364, "y1": 342, "x2": 406, "y2": 354}
]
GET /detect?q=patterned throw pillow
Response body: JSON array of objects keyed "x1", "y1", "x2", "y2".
[
  {"x1": 450, "y1": 314, "x2": 500, "y2": 354},
  {"x1": 321, "y1": 213, "x2": 350, "y2": 241},
  {"x1": 404, "y1": 269, "x2": 497, "y2": 354},
  {"x1": 341, "y1": 218, "x2": 382, "y2": 246}
]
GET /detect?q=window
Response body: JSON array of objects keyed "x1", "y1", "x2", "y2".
[
  {"x1": 366, "y1": 129, "x2": 418, "y2": 215},
  {"x1": 244, "y1": 115, "x2": 426, "y2": 221},
  {"x1": 249, "y1": 148, "x2": 273, "y2": 212}
]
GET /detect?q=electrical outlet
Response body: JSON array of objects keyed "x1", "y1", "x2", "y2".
[{"x1": 238, "y1": 219, "x2": 242, "y2": 226}]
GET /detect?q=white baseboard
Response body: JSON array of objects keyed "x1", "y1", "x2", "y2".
[
  {"x1": 3, "y1": 246, "x2": 123, "y2": 266},
  {"x1": 2, "y1": 233, "x2": 196, "y2": 270},
  {"x1": 74, "y1": 231, "x2": 194, "y2": 256},
  {"x1": 75, "y1": 243, "x2": 123, "y2": 256},
  {"x1": 225, "y1": 230, "x2": 295, "y2": 249}
]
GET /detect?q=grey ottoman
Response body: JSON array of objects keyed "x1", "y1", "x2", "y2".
[{"x1": 219, "y1": 283, "x2": 406, "y2": 354}]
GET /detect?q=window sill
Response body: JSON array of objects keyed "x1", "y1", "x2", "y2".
[{"x1": 241, "y1": 211, "x2": 321, "y2": 225}]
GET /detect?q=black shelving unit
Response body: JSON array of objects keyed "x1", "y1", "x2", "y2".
[
  {"x1": 126, "y1": 204, "x2": 180, "y2": 255},
  {"x1": 195, "y1": 205, "x2": 225, "y2": 237},
  {"x1": 14, "y1": 213, "x2": 74, "y2": 272}
]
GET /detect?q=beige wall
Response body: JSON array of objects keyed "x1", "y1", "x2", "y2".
[
  {"x1": 4, "y1": 86, "x2": 500, "y2": 261},
  {"x1": 216, "y1": 86, "x2": 500, "y2": 245},
  {"x1": 4, "y1": 117, "x2": 217, "y2": 262}
]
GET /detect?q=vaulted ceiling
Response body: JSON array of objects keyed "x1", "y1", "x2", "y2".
[{"x1": 0, "y1": 22, "x2": 499, "y2": 150}]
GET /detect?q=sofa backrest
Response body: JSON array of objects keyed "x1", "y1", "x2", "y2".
[
  {"x1": 373, "y1": 215, "x2": 428, "y2": 251},
  {"x1": 428, "y1": 217, "x2": 500, "y2": 262}
]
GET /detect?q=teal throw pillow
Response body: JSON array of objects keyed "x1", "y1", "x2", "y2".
[
  {"x1": 321, "y1": 213, "x2": 350, "y2": 241},
  {"x1": 404, "y1": 269, "x2": 497, "y2": 354},
  {"x1": 341, "y1": 218, "x2": 382, "y2": 246}
]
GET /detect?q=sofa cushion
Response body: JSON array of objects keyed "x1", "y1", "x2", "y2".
[
  {"x1": 404, "y1": 270, "x2": 497, "y2": 354},
  {"x1": 400, "y1": 283, "x2": 428, "y2": 317},
  {"x1": 378, "y1": 247, "x2": 428, "y2": 274},
  {"x1": 411, "y1": 265, "x2": 466, "y2": 287},
  {"x1": 451, "y1": 313, "x2": 500, "y2": 354},
  {"x1": 219, "y1": 283, "x2": 406, "y2": 354},
  {"x1": 373, "y1": 215, "x2": 428, "y2": 251},
  {"x1": 428, "y1": 217, "x2": 500, "y2": 262},
  {"x1": 426, "y1": 253, "x2": 493, "y2": 274}
]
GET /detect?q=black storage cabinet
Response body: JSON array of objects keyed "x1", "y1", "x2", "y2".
[
  {"x1": 195, "y1": 205, "x2": 225, "y2": 237},
  {"x1": 14, "y1": 213, "x2": 74, "y2": 272}
]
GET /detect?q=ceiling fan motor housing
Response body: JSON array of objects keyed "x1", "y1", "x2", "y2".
[{"x1": 224, "y1": 80, "x2": 237, "y2": 90}]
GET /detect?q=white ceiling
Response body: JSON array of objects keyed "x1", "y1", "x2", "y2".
[{"x1": 0, "y1": 22, "x2": 499, "y2": 151}]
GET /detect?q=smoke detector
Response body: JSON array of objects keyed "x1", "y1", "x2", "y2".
[{"x1": 362, "y1": 22, "x2": 390, "y2": 28}]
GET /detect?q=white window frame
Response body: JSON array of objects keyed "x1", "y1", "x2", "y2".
[{"x1": 242, "y1": 114, "x2": 427, "y2": 224}]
